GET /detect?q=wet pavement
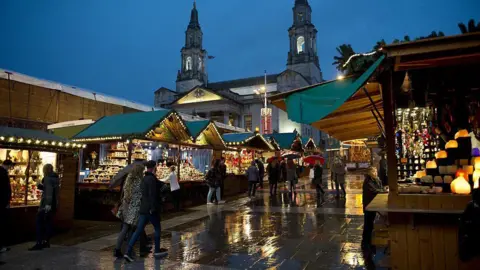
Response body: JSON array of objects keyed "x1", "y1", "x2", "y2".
[{"x1": 0, "y1": 172, "x2": 387, "y2": 269}]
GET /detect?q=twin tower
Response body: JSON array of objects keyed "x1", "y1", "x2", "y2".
[{"x1": 176, "y1": 0, "x2": 322, "y2": 93}]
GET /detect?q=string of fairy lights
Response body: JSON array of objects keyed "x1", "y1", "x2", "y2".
[{"x1": 0, "y1": 136, "x2": 85, "y2": 148}]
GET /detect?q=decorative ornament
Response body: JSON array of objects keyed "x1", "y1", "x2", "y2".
[
  {"x1": 401, "y1": 72, "x2": 413, "y2": 93},
  {"x1": 426, "y1": 160, "x2": 437, "y2": 169},
  {"x1": 446, "y1": 140, "x2": 458, "y2": 149},
  {"x1": 435, "y1": 150, "x2": 448, "y2": 159},
  {"x1": 451, "y1": 175, "x2": 471, "y2": 195},
  {"x1": 455, "y1": 129, "x2": 470, "y2": 139}
]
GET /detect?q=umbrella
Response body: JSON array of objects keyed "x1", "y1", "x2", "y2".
[
  {"x1": 267, "y1": 156, "x2": 282, "y2": 163},
  {"x1": 304, "y1": 155, "x2": 325, "y2": 165},
  {"x1": 109, "y1": 160, "x2": 145, "y2": 188},
  {"x1": 282, "y1": 153, "x2": 301, "y2": 160}
]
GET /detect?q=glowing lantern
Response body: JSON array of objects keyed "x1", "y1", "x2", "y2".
[
  {"x1": 435, "y1": 151, "x2": 448, "y2": 159},
  {"x1": 426, "y1": 160, "x2": 437, "y2": 169},
  {"x1": 451, "y1": 175, "x2": 471, "y2": 195},
  {"x1": 454, "y1": 129, "x2": 470, "y2": 139},
  {"x1": 473, "y1": 157, "x2": 480, "y2": 169},
  {"x1": 473, "y1": 170, "x2": 480, "y2": 189},
  {"x1": 445, "y1": 140, "x2": 458, "y2": 149}
]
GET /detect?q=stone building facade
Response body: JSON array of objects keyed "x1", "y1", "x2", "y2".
[{"x1": 155, "y1": 0, "x2": 324, "y2": 143}]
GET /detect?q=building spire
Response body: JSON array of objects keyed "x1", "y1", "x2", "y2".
[{"x1": 189, "y1": 0, "x2": 200, "y2": 29}]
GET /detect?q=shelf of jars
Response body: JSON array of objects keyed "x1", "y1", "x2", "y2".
[{"x1": 1, "y1": 148, "x2": 57, "y2": 207}]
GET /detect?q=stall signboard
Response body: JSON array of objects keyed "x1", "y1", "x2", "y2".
[{"x1": 261, "y1": 108, "x2": 272, "y2": 134}]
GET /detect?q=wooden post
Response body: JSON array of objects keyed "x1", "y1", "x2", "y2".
[
  {"x1": 25, "y1": 150, "x2": 32, "y2": 206},
  {"x1": 127, "y1": 141, "x2": 133, "y2": 165},
  {"x1": 381, "y1": 66, "x2": 398, "y2": 193},
  {"x1": 177, "y1": 145, "x2": 181, "y2": 180}
]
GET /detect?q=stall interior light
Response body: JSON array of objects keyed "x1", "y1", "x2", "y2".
[
  {"x1": 66, "y1": 143, "x2": 70, "y2": 147},
  {"x1": 51, "y1": 141, "x2": 56, "y2": 146},
  {"x1": 35, "y1": 140, "x2": 40, "y2": 144},
  {"x1": 8, "y1": 137, "x2": 15, "y2": 142},
  {"x1": 43, "y1": 141, "x2": 49, "y2": 145},
  {"x1": 26, "y1": 139, "x2": 32, "y2": 144},
  {"x1": 18, "y1": 138, "x2": 24, "y2": 143},
  {"x1": 58, "y1": 142, "x2": 63, "y2": 146},
  {"x1": 82, "y1": 144, "x2": 86, "y2": 148},
  {"x1": 0, "y1": 136, "x2": 4, "y2": 140}
]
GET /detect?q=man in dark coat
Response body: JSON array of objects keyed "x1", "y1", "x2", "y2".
[
  {"x1": 0, "y1": 160, "x2": 14, "y2": 256},
  {"x1": 124, "y1": 160, "x2": 168, "y2": 262},
  {"x1": 256, "y1": 159, "x2": 265, "y2": 188},
  {"x1": 266, "y1": 159, "x2": 281, "y2": 196}
]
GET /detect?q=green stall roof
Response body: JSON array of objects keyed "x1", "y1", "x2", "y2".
[
  {"x1": 265, "y1": 132, "x2": 299, "y2": 150},
  {"x1": 283, "y1": 55, "x2": 384, "y2": 125},
  {"x1": 223, "y1": 133, "x2": 274, "y2": 151},
  {"x1": 73, "y1": 110, "x2": 172, "y2": 140},
  {"x1": 185, "y1": 120, "x2": 210, "y2": 139}
]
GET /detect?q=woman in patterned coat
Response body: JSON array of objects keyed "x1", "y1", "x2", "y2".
[{"x1": 114, "y1": 163, "x2": 144, "y2": 257}]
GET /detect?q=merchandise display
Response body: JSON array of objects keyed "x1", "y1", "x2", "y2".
[
  {"x1": 223, "y1": 149, "x2": 254, "y2": 175},
  {"x1": 156, "y1": 161, "x2": 205, "y2": 182},
  {"x1": 82, "y1": 164, "x2": 123, "y2": 184},
  {"x1": 0, "y1": 148, "x2": 57, "y2": 207}
]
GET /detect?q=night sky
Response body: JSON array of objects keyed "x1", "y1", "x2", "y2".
[{"x1": 1, "y1": 0, "x2": 478, "y2": 106}]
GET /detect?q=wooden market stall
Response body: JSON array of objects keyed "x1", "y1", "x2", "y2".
[
  {"x1": 0, "y1": 126, "x2": 81, "y2": 245},
  {"x1": 221, "y1": 132, "x2": 275, "y2": 190},
  {"x1": 366, "y1": 32, "x2": 480, "y2": 270},
  {"x1": 70, "y1": 109, "x2": 228, "y2": 220}
]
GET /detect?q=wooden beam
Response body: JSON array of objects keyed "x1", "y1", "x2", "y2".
[
  {"x1": 313, "y1": 115, "x2": 376, "y2": 130},
  {"x1": 322, "y1": 120, "x2": 379, "y2": 133},
  {"x1": 382, "y1": 65, "x2": 398, "y2": 193}
]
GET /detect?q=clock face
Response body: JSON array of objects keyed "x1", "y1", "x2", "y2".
[{"x1": 194, "y1": 88, "x2": 205, "y2": 98}]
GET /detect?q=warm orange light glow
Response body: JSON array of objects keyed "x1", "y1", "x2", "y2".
[
  {"x1": 426, "y1": 160, "x2": 437, "y2": 169},
  {"x1": 435, "y1": 150, "x2": 448, "y2": 159},
  {"x1": 456, "y1": 169, "x2": 466, "y2": 178},
  {"x1": 455, "y1": 129, "x2": 470, "y2": 139},
  {"x1": 473, "y1": 170, "x2": 480, "y2": 189},
  {"x1": 446, "y1": 140, "x2": 458, "y2": 149},
  {"x1": 451, "y1": 176, "x2": 471, "y2": 195}
]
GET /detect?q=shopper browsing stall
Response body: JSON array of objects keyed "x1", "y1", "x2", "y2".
[
  {"x1": 206, "y1": 159, "x2": 224, "y2": 205},
  {"x1": 0, "y1": 160, "x2": 13, "y2": 255},
  {"x1": 361, "y1": 167, "x2": 383, "y2": 254},
  {"x1": 246, "y1": 161, "x2": 260, "y2": 198},
  {"x1": 164, "y1": 166, "x2": 181, "y2": 211},
  {"x1": 29, "y1": 164, "x2": 60, "y2": 251}
]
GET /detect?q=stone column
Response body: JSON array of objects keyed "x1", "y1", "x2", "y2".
[{"x1": 224, "y1": 111, "x2": 229, "y2": 125}]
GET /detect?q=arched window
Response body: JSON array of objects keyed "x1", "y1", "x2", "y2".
[
  {"x1": 198, "y1": 56, "x2": 203, "y2": 71},
  {"x1": 185, "y1": 56, "x2": 192, "y2": 71},
  {"x1": 297, "y1": 36, "x2": 305, "y2": 54}
]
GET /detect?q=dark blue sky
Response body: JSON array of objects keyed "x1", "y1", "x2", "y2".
[{"x1": 1, "y1": 0, "x2": 478, "y2": 106}]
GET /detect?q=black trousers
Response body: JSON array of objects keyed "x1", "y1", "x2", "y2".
[
  {"x1": 362, "y1": 210, "x2": 376, "y2": 248},
  {"x1": 335, "y1": 181, "x2": 346, "y2": 196},
  {"x1": 171, "y1": 189, "x2": 181, "y2": 211},
  {"x1": 248, "y1": 182, "x2": 257, "y2": 197},
  {"x1": 269, "y1": 183, "x2": 277, "y2": 195},
  {"x1": 36, "y1": 209, "x2": 54, "y2": 244},
  {"x1": 0, "y1": 208, "x2": 8, "y2": 247},
  {"x1": 315, "y1": 184, "x2": 325, "y2": 195}
]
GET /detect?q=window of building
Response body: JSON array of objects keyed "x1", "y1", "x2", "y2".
[
  {"x1": 244, "y1": 115, "x2": 252, "y2": 132},
  {"x1": 297, "y1": 12, "x2": 304, "y2": 22},
  {"x1": 185, "y1": 56, "x2": 192, "y2": 71},
  {"x1": 297, "y1": 36, "x2": 305, "y2": 54}
]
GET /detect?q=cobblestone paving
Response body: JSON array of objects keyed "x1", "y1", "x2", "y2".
[{"x1": 0, "y1": 174, "x2": 386, "y2": 269}]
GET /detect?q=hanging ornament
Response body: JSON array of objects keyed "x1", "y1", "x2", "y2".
[{"x1": 401, "y1": 71, "x2": 413, "y2": 93}]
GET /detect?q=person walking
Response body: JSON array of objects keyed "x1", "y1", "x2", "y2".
[
  {"x1": 256, "y1": 159, "x2": 265, "y2": 189},
  {"x1": 333, "y1": 157, "x2": 347, "y2": 198},
  {"x1": 361, "y1": 167, "x2": 383, "y2": 254},
  {"x1": 124, "y1": 160, "x2": 169, "y2": 262},
  {"x1": 286, "y1": 159, "x2": 298, "y2": 194},
  {"x1": 113, "y1": 163, "x2": 144, "y2": 258},
  {"x1": 164, "y1": 166, "x2": 181, "y2": 211},
  {"x1": 29, "y1": 164, "x2": 60, "y2": 251},
  {"x1": 206, "y1": 160, "x2": 224, "y2": 205},
  {"x1": 312, "y1": 160, "x2": 325, "y2": 200},
  {"x1": 246, "y1": 161, "x2": 260, "y2": 198},
  {"x1": 266, "y1": 159, "x2": 280, "y2": 196},
  {"x1": 0, "y1": 160, "x2": 14, "y2": 257}
]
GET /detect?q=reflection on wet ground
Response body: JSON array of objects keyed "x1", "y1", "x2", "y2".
[{"x1": 1, "y1": 174, "x2": 387, "y2": 269}]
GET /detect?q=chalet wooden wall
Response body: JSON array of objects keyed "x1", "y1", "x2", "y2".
[
  {"x1": 0, "y1": 78, "x2": 141, "y2": 127},
  {"x1": 55, "y1": 154, "x2": 79, "y2": 228}
]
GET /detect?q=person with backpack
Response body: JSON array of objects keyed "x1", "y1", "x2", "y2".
[
  {"x1": 29, "y1": 164, "x2": 60, "y2": 251},
  {"x1": 124, "y1": 160, "x2": 169, "y2": 262},
  {"x1": 206, "y1": 159, "x2": 224, "y2": 205}
]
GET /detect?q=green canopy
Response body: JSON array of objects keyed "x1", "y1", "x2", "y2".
[
  {"x1": 265, "y1": 132, "x2": 299, "y2": 150},
  {"x1": 284, "y1": 55, "x2": 385, "y2": 125},
  {"x1": 73, "y1": 110, "x2": 172, "y2": 140},
  {"x1": 185, "y1": 120, "x2": 210, "y2": 139}
]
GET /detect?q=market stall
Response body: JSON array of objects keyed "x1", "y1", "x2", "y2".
[
  {"x1": 0, "y1": 126, "x2": 81, "y2": 244},
  {"x1": 342, "y1": 139, "x2": 371, "y2": 170},
  {"x1": 220, "y1": 132, "x2": 274, "y2": 191},
  {"x1": 366, "y1": 33, "x2": 480, "y2": 270},
  {"x1": 70, "y1": 110, "x2": 226, "y2": 220}
]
